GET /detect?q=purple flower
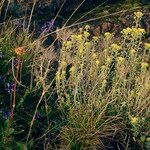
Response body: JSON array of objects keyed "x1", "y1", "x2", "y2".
[
  {"x1": 0, "y1": 51, "x2": 4, "y2": 58},
  {"x1": 0, "y1": 109, "x2": 11, "y2": 119},
  {"x1": 41, "y1": 19, "x2": 55, "y2": 35},
  {"x1": 0, "y1": 75, "x2": 6, "y2": 83},
  {"x1": 35, "y1": 112, "x2": 42, "y2": 120},
  {"x1": 6, "y1": 83, "x2": 15, "y2": 94}
]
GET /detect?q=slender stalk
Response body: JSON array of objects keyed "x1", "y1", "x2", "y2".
[
  {"x1": 10, "y1": 57, "x2": 21, "y2": 120},
  {"x1": 26, "y1": 91, "x2": 46, "y2": 143}
]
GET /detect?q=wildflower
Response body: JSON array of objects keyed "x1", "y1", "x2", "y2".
[
  {"x1": 92, "y1": 53, "x2": 97, "y2": 59},
  {"x1": 101, "y1": 65, "x2": 106, "y2": 70},
  {"x1": 134, "y1": 11, "x2": 143, "y2": 19},
  {"x1": 64, "y1": 41, "x2": 72, "y2": 47},
  {"x1": 141, "y1": 62, "x2": 149, "y2": 69},
  {"x1": 111, "y1": 43, "x2": 121, "y2": 51},
  {"x1": 15, "y1": 47, "x2": 25, "y2": 56},
  {"x1": 0, "y1": 51, "x2": 4, "y2": 58},
  {"x1": 70, "y1": 66, "x2": 75, "y2": 73},
  {"x1": 140, "y1": 136, "x2": 146, "y2": 142},
  {"x1": 130, "y1": 116, "x2": 138, "y2": 124},
  {"x1": 106, "y1": 57, "x2": 111, "y2": 63},
  {"x1": 103, "y1": 48, "x2": 108, "y2": 54},
  {"x1": 79, "y1": 28, "x2": 83, "y2": 32},
  {"x1": 56, "y1": 71, "x2": 60, "y2": 80},
  {"x1": 84, "y1": 42, "x2": 90, "y2": 48},
  {"x1": 146, "y1": 137, "x2": 150, "y2": 142},
  {"x1": 137, "y1": 28, "x2": 146, "y2": 34},
  {"x1": 78, "y1": 45, "x2": 85, "y2": 54},
  {"x1": 80, "y1": 64, "x2": 84, "y2": 68},
  {"x1": 117, "y1": 56, "x2": 125, "y2": 63},
  {"x1": 6, "y1": 83, "x2": 15, "y2": 94},
  {"x1": 85, "y1": 25, "x2": 90, "y2": 30},
  {"x1": 71, "y1": 35, "x2": 76, "y2": 40},
  {"x1": 83, "y1": 31, "x2": 90, "y2": 38},
  {"x1": 95, "y1": 60, "x2": 100, "y2": 65},
  {"x1": 0, "y1": 75, "x2": 6, "y2": 83},
  {"x1": 61, "y1": 71, "x2": 66, "y2": 77},
  {"x1": 35, "y1": 112, "x2": 42, "y2": 120},
  {"x1": 104, "y1": 32, "x2": 113, "y2": 40},
  {"x1": 144, "y1": 43, "x2": 150, "y2": 49},
  {"x1": 130, "y1": 48, "x2": 136, "y2": 56},
  {"x1": 76, "y1": 34, "x2": 83, "y2": 41},
  {"x1": 121, "y1": 27, "x2": 132, "y2": 35},
  {"x1": 0, "y1": 110, "x2": 11, "y2": 119},
  {"x1": 41, "y1": 19, "x2": 55, "y2": 34},
  {"x1": 61, "y1": 61, "x2": 67, "y2": 67},
  {"x1": 93, "y1": 36, "x2": 98, "y2": 42}
]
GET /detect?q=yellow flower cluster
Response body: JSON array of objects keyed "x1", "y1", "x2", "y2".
[
  {"x1": 130, "y1": 116, "x2": 138, "y2": 124},
  {"x1": 117, "y1": 56, "x2": 125, "y2": 64},
  {"x1": 84, "y1": 31, "x2": 90, "y2": 38},
  {"x1": 104, "y1": 32, "x2": 113, "y2": 41},
  {"x1": 130, "y1": 48, "x2": 136, "y2": 56},
  {"x1": 64, "y1": 41, "x2": 72, "y2": 48},
  {"x1": 144, "y1": 43, "x2": 150, "y2": 49},
  {"x1": 121, "y1": 27, "x2": 146, "y2": 37},
  {"x1": 70, "y1": 66, "x2": 76, "y2": 73},
  {"x1": 134, "y1": 11, "x2": 143, "y2": 19},
  {"x1": 93, "y1": 36, "x2": 98, "y2": 42},
  {"x1": 141, "y1": 62, "x2": 149, "y2": 69},
  {"x1": 111, "y1": 43, "x2": 121, "y2": 51},
  {"x1": 85, "y1": 25, "x2": 90, "y2": 30}
]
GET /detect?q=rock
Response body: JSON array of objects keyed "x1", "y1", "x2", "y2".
[
  {"x1": 113, "y1": 24, "x2": 122, "y2": 34},
  {"x1": 101, "y1": 22, "x2": 113, "y2": 33}
]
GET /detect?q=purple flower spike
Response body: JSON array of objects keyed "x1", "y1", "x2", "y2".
[
  {"x1": 0, "y1": 110, "x2": 11, "y2": 119},
  {"x1": 0, "y1": 51, "x2": 4, "y2": 58},
  {"x1": 41, "y1": 19, "x2": 55, "y2": 35},
  {"x1": 6, "y1": 83, "x2": 15, "y2": 94},
  {"x1": 0, "y1": 75, "x2": 6, "y2": 83}
]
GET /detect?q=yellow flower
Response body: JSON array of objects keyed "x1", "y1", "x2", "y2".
[
  {"x1": 117, "y1": 57, "x2": 125, "y2": 63},
  {"x1": 144, "y1": 43, "x2": 150, "y2": 49},
  {"x1": 64, "y1": 41, "x2": 72, "y2": 47},
  {"x1": 121, "y1": 27, "x2": 132, "y2": 35},
  {"x1": 137, "y1": 28, "x2": 146, "y2": 34},
  {"x1": 101, "y1": 65, "x2": 106, "y2": 70},
  {"x1": 92, "y1": 53, "x2": 97, "y2": 59},
  {"x1": 70, "y1": 66, "x2": 76, "y2": 73},
  {"x1": 95, "y1": 60, "x2": 100, "y2": 65},
  {"x1": 61, "y1": 71, "x2": 66, "y2": 77},
  {"x1": 141, "y1": 62, "x2": 149, "y2": 69},
  {"x1": 78, "y1": 45, "x2": 85, "y2": 53},
  {"x1": 85, "y1": 25, "x2": 90, "y2": 30},
  {"x1": 80, "y1": 64, "x2": 84, "y2": 68},
  {"x1": 61, "y1": 61, "x2": 67, "y2": 67},
  {"x1": 85, "y1": 42, "x2": 91, "y2": 48},
  {"x1": 134, "y1": 11, "x2": 143, "y2": 19},
  {"x1": 15, "y1": 47, "x2": 25, "y2": 56},
  {"x1": 104, "y1": 32, "x2": 113, "y2": 40},
  {"x1": 103, "y1": 48, "x2": 109, "y2": 54},
  {"x1": 76, "y1": 34, "x2": 83, "y2": 41},
  {"x1": 84, "y1": 31, "x2": 90, "y2": 38},
  {"x1": 93, "y1": 36, "x2": 98, "y2": 42},
  {"x1": 106, "y1": 57, "x2": 111, "y2": 63},
  {"x1": 56, "y1": 71, "x2": 60, "y2": 80},
  {"x1": 146, "y1": 137, "x2": 150, "y2": 142},
  {"x1": 130, "y1": 117, "x2": 138, "y2": 124},
  {"x1": 111, "y1": 43, "x2": 121, "y2": 51},
  {"x1": 130, "y1": 48, "x2": 136, "y2": 56}
]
